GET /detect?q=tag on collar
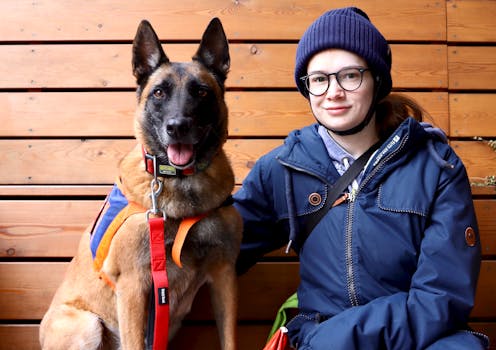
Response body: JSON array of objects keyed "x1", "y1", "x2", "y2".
[{"x1": 143, "y1": 147, "x2": 194, "y2": 177}]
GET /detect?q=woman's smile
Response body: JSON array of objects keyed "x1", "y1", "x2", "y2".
[{"x1": 324, "y1": 105, "x2": 351, "y2": 116}]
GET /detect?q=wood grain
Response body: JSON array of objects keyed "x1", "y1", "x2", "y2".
[
  {"x1": 447, "y1": 0, "x2": 496, "y2": 42},
  {"x1": 0, "y1": 0, "x2": 445, "y2": 42},
  {"x1": 0, "y1": 44, "x2": 447, "y2": 89},
  {"x1": 1, "y1": 140, "x2": 492, "y2": 185},
  {"x1": 450, "y1": 94, "x2": 496, "y2": 137},
  {"x1": 451, "y1": 141, "x2": 496, "y2": 182},
  {"x1": 0, "y1": 91, "x2": 448, "y2": 137},
  {"x1": 448, "y1": 47, "x2": 496, "y2": 90},
  {"x1": 2, "y1": 199, "x2": 493, "y2": 258},
  {"x1": 0, "y1": 261, "x2": 493, "y2": 320}
]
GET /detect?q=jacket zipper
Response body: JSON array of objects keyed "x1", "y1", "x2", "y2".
[
  {"x1": 278, "y1": 134, "x2": 409, "y2": 307},
  {"x1": 345, "y1": 135, "x2": 409, "y2": 306}
]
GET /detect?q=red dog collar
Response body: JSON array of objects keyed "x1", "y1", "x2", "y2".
[{"x1": 143, "y1": 147, "x2": 210, "y2": 177}]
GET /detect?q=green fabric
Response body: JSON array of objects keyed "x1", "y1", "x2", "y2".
[{"x1": 267, "y1": 292, "x2": 299, "y2": 340}]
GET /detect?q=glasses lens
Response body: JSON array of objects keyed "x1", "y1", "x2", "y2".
[
  {"x1": 336, "y1": 68, "x2": 364, "y2": 91},
  {"x1": 305, "y1": 73, "x2": 329, "y2": 96},
  {"x1": 304, "y1": 68, "x2": 366, "y2": 96}
]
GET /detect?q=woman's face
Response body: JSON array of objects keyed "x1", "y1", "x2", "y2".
[{"x1": 306, "y1": 49, "x2": 375, "y2": 134}]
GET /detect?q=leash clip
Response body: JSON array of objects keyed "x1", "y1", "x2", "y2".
[
  {"x1": 146, "y1": 154, "x2": 166, "y2": 220},
  {"x1": 146, "y1": 177, "x2": 166, "y2": 220}
]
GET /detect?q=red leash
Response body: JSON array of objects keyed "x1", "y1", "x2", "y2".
[
  {"x1": 146, "y1": 153, "x2": 169, "y2": 350},
  {"x1": 148, "y1": 215, "x2": 169, "y2": 350},
  {"x1": 144, "y1": 153, "x2": 206, "y2": 350}
]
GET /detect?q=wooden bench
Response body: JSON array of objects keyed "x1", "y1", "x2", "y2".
[{"x1": 1, "y1": 1, "x2": 495, "y2": 349}]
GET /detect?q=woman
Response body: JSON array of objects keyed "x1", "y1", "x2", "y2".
[{"x1": 233, "y1": 7, "x2": 489, "y2": 349}]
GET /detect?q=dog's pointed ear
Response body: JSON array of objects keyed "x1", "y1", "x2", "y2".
[
  {"x1": 193, "y1": 18, "x2": 230, "y2": 85},
  {"x1": 132, "y1": 20, "x2": 169, "y2": 86}
]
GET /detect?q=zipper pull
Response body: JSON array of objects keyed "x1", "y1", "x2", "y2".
[
  {"x1": 348, "y1": 188, "x2": 357, "y2": 202},
  {"x1": 332, "y1": 193, "x2": 349, "y2": 207},
  {"x1": 348, "y1": 180, "x2": 359, "y2": 202}
]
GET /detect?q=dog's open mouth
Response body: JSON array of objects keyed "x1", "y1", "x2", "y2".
[{"x1": 167, "y1": 143, "x2": 195, "y2": 168}]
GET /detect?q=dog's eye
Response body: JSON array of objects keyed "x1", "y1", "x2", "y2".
[
  {"x1": 153, "y1": 88, "x2": 165, "y2": 99},
  {"x1": 197, "y1": 87, "x2": 209, "y2": 98}
]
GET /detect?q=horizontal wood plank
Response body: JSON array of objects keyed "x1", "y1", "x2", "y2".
[
  {"x1": 0, "y1": 184, "x2": 238, "y2": 197},
  {"x1": 449, "y1": 94, "x2": 496, "y2": 137},
  {"x1": 0, "y1": 262, "x2": 299, "y2": 321},
  {"x1": 447, "y1": 0, "x2": 496, "y2": 42},
  {"x1": 0, "y1": 139, "x2": 279, "y2": 185},
  {"x1": 1, "y1": 140, "x2": 491, "y2": 186},
  {"x1": 474, "y1": 261, "x2": 496, "y2": 319},
  {"x1": 0, "y1": 185, "x2": 113, "y2": 197},
  {"x1": 0, "y1": 262, "x2": 69, "y2": 320},
  {"x1": 0, "y1": 261, "x2": 494, "y2": 320},
  {"x1": 1, "y1": 183, "x2": 491, "y2": 198},
  {"x1": 0, "y1": 91, "x2": 311, "y2": 138},
  {"x1": 1, "y1": 199, "x2": 494, "y2": 258},
  {"x1": 0, "y1": 44, "x2": 447, "y2": 89},
  {"x1": 0, "y1": 0, "x2": 445, "y2": 42},
  {"x1": 0, "y1": 200, "x2": 98, "y2": 258},
  {"x1": 471, "y1": 185, "x2": 496, "y2": 196},
  {"x1": 0, "y1": 139, "x2": 135, "y2": 185},
  {"x1": 474, "y1": 200, "x2": 496, "y2": 257},
  {"x1": 448, "y1": 47, "x2": 496, "y2": 90},
  {"x1": 451, "y1": 141, "x2": 496, "y2": 184},
  {"x1": 0, "y1": 91, "x2": 448, "y2": 137},
  {"x1": 0, "y1": 325, "x2": 40, "y2": 350}
]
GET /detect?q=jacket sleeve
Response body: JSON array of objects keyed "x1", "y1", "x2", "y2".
[
  {"x1": 301, "y1": 149, "x2": 481, "y2": 349},
  {"x1": 233, "y1": 154, "x2": 289, "y2": 275}
]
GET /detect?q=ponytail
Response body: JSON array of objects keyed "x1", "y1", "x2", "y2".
[{"x1": 375, "y1": 93, "x2": 431, "y2": 140}]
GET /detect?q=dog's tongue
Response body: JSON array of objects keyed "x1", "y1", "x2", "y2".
[{"x1": 167, "y1": 143, "x2": 194, "y2": 166}]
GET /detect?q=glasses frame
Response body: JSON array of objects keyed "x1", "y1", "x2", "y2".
[{"x1": 300, "y1": 67, "x2": 370, "y2": 96}]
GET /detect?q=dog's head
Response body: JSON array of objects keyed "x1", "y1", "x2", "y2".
[{"x1": 132, "y1": 18, "x2": 230, "y2": 172}]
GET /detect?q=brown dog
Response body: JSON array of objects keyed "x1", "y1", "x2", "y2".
[{"x1": 40, "y1": 18, "x2": 242, "y2": 350}]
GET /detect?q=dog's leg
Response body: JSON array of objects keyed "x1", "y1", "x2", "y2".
[
  {"x1": 115, "y1": 273, "x2": 149, "y2": 350},
  {"x1": 40, "y1": 304, "x2": 104, "y2": 350},
  {"x1": 209, "y1": 263, "x2": 238, "y2": 350}
]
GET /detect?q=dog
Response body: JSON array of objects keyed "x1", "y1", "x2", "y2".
[{"x1": 39, "y1": 18, "x2": 242, "y2": 350}]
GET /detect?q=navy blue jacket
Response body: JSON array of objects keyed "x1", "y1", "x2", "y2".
[{"x1": 234, "y1": 117, "x2": 482, "y2": 349}]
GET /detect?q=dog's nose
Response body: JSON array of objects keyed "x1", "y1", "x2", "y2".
[{"x1": 166, "y1": 118, "x2": 191, "y2": 139}]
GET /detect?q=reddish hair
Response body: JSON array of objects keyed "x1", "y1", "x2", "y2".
[{"x1": 375, "y1": 93, "x2": 431, "y2": 140}]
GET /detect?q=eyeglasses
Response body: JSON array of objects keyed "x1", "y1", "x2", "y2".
[{"x1": 300, "y1": 67, "x2": 370, "y2": 96}]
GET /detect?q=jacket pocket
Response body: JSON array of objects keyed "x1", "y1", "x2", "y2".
[{"x1": 377, "y1": 182, "x2": 429, "y2": 217}]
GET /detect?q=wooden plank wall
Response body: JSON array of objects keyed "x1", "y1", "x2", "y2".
[{"x1": 0, "y1": 1, "x2": 495, "y2": 349}]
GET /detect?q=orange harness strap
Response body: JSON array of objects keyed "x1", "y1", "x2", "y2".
[
  {"x1": 93, "y1": 201, "x2": 146, "y2": 272},
  {"x1": 171, "y1": 213, "x2": 208, "y2": 268}
]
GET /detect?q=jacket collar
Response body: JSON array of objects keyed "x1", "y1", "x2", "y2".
[
  {"x1": 276, "y1": 118, "x2": 430, "y2": 181},
  {"x1": 276, "y1": 124, "x2": 339, "y2": 182}
]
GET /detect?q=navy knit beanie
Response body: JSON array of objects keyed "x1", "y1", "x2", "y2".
[{"x1": 295, "y1": 7, "x2": 392, "y2": 100}]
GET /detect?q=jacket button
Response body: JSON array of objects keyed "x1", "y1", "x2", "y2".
[
  {"x1": 308, "y1": 193, "x2": 322, "y2": 206},
  {"x1": 465, "y1": 227, "x2": 477, "y2": 247}
]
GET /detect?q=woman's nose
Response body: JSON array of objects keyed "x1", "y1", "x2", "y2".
[{"x1": 325, "y1": 77, "x2": 345, "y2": 99}]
